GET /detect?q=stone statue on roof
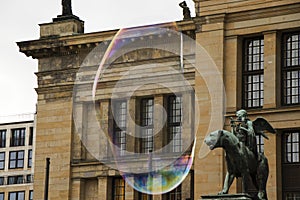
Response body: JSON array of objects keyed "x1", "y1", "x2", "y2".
[
  {"x1": 62, "y1": 0, "x2": 73, "y2": 16},
  {"x1": 179, "y1": 1, "x2": 191, "y2": 20}
]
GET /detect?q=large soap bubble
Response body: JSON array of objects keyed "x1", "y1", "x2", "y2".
[{"x1": 73, "y1": 23, "x2": 225, "y2": 195}]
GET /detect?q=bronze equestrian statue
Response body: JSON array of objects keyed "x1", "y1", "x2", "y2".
[{"x1": 204, "y1": 109, "x2": 275, "y2": 200}]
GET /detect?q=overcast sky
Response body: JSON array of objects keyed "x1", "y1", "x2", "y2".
[{"x1": 0, "y1": 0, "x2": 195, "y2": 118}]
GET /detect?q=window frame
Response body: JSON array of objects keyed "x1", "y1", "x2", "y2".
[
  {"x1": 29, "y1": 190, "x2": 33, "y2": 200},
  {"x1": 167, "y1": 95, "x2": 183, "y2": 153},
  {"x1": 0, "y1": 152, "x2": 5, "y2": 170},
  {"x1": 283, "y1": 130, "x2": 300, "y2": 163},
  {"x1": 9, "y1": 151, "x2": 24, "y2": 169},
  {"x1": 10, "y1": 128, "x2": 25, "y2": 147},
  {"x1": 29, "y1": 127, "x2": 33, "y2": 146},
  {"x1": 28, "y1": 149, "x2": 32, "y2": 168},
  {"x1": 164, "y1": 184, "x2": 182, "y2": 200},
  {"x1": 0, "y1": 177, "x2": 4, "y2": 185},
  {"x1": 0, "y1": 192, "x2": 4, "y2": 200},
  {"x1": 140, "y1": 98, "x2": 154, "y2": 154},
  {"x1": 256, "y1": 135, "x2": 264, "y2": 154},
  {"x1": 112, "y1": 177, "x2": 125, "y2": 200},
  {"x1": 0, "y1": 130, "x2": 6, "y2": 148},
  {"x1": 242, "y1": 37, "x2": 264, "y2": 109},
  {"x1": 8, "y1": 175, "x2": 24, "y2": 185},
  {"x1": 112, "y1": 100, "x2": 127, "y2": 156},
  {"x1": 282, "y1": 129, "x2": 300, "y2": 198},
  {"x1": 281, "y1": 31, "x2": 300, "y2": 106},
  {"x1": 8, "y1": 191, "x2": 25, "y2": 200}
]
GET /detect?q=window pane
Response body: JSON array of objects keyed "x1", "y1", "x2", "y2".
[
  {"x1": 113, "y1": 100, "x2": 127, "y2": 156},
  {"x1": 284, "y1": 131, "x2": 300, "y2": 163},
  {"x1": 282, "y1": 32, "x2": 300, "y2": 105},
  {"x1": 9, "y1": 192, "x2": 16, "y2": 200},
  {"x1": 141, "y1": 98, "x2": 154, "y2": 153},
  {"x1": 168, "y1": 96, "x2": 183, "y2": 153},
  {"x1": 0, "y1": 130, "x2": 6, "y2": 148},
  {"x1": 18, "y1": 192, "x2": 25, "y2": 200},
  {"x1": 243, "y1": 37, "x2": 264, "y2": 108}
]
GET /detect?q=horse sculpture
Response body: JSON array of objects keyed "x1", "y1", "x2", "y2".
[
  {"x1": 205, "y1": 130, "x2": 269, "y2": 199},
  {"x1": 204, "y1": 111, "x2": 275, "y2": 200}
]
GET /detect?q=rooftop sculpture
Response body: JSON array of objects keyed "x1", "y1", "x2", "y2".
[
  {"x1": 179, "y1": 1, "x2": 192, "y2": 20},
  {"x1": 204, "y1": 109, "x2": 276, "y2": 200},
  {"x1": 62, "y1": 0, "x2": 72, "y2": 16}
]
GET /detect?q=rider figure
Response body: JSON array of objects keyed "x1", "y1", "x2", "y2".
[{"x1": 231, "y1": 109, "x2": 258, "y2": 159}]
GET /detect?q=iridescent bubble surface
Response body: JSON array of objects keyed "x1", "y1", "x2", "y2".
[
  {"x1": 73, "y1": 22, "x2": 224, "y2": 195},
  {"x1": 122, "y1": 140, "x2": 195, "y2": 195}
]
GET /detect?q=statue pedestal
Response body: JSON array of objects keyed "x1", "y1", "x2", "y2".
[
  {"x1": 39, "y1": 15, "x2": 84, "y2": 38},
  {"x1": 201, "y1": 193, "x2": 253, "y2": 200}
]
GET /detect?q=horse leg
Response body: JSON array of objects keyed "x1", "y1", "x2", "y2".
[
  {"x1": 257, "y1": 154, "x2": 269, "y2": 200},
  {"x1": 250, "y1": 173, "x2": 259, "y2": 190},
  {"x1": 241, "y1": 171, "x2": 251, "y2": 194},
  {"x1": 219, "y1": 172, "x2": 235, "y2": 194}
]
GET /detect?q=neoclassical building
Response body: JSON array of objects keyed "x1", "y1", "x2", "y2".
[{"x1": 17, "y1": 0, "x2": 300, "y2": 199}]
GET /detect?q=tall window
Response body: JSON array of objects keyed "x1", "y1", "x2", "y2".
[
  {"x1": 10, "y1": 128, "x2": 25, "y2": 147},
  {"x1": 282, "y1": 130, "x2": 300, "y2": 199},
  {"x1": 242, "y1": 37, "x2": 264, "y2": 108},
  {"x1": 112, "y1": 177, "x2": 125, "y2": 200},
  {"x1": 283, "y1": 131, "x2": 299, "y2": 163},
  {"x1": 8, "y1": 175, "x2": 24, "y2": 185},
  {"x1": 137, "y1": 192, "x2": 152, "y2": 200},
  {"x1": 26, "y1": 175, "x2": 33, "y2": 183},
  {"x1": 8, "y1": 191, "x2": 25, "y2": 200},
  {"x1": 29, "y1": 191, "x2": 33, "y2": 200},
  {"x1": 113, "y1": 100, "x2": 127, "y2": 156},
  {"x1": 0, "y1": 177, "x2": 4, "y2": 185},
  {"x1": 256, "y1": 135, "x2": 264, "y2": 153},
  {"x1": 29, "y1": 127, "x2": 33, "y2": 146},
  {"x1": 0, "y1": 130, "x2": 6, "y2": 148},
  {"x1": 0, "y1": 152, "x2": 4, "y2": 170},
  {"x1": 167, "y1": 95, "x2": 183, "y2": 153},
  {"x1": 164, "y1": 185, "x2": 182, "y2": 200},
  {"x1": 0, "y1": 193, "x2": 4, "y2": 200},
  {"x1": 282, "y1": 32, "x2": 300, "y2": 105},
  {"x1": 140, "y1": 98, "x2": 154, "y2": 153},
  {"x1": 28, "y1": 150, "x2": 32, "y2": 168},
  {"x1": 9, "y1": 151, "x2": 24, "y2": 169}
]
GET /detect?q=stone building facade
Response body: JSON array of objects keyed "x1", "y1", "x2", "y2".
[
  {"x1": 0, "y1": 114, "x2": 35, "y2": 200},
  {"x1": 17, "y1": 0, "x2": 300, "y2": 199}
]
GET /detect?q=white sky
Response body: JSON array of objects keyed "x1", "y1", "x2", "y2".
[{"x1": 0, "y1": 0, "x2": 195, "y2": 117}]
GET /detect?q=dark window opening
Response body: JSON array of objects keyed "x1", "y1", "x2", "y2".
[
  {"x1": 140, "y1": 98, "x2": 154, "y2": 153},
  {"x1": 113, "y1": 100, "x2": 127, "y2": 156},
  {"x1": 242, "y1": 37, "x2": 264, "y2": 108},
  {"x1": 167, "y1": 95, "x2": 183, "y2": 153},
  {"x1": 9, "y1": 151, "x2": 24, "y2": 169},
  {"x1": 282, "y1": 32, "x2": 300, "y2": 105},
  {"x1": 10, "y1": 128, "x2": 25, "y2": 147}
]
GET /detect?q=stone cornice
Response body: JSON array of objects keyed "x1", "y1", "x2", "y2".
[{"x1": 17, "y1": 21, "x2": 196, "y2": 59}]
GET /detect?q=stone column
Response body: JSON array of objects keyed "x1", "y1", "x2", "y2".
[
  {"x1": 182, "y1": 91, "x2": 195, "y2": 147},
  {"x1": 194, "y1": 14, "x2": 226, "y2": 197},
  {"x1": 224, "y1": 35, "x2": 241, "y2": 112},
  {"x1": 127, "y1": 97, "x2": 136, "y2": 153},
  {"x1": 263, "y1": 31, "x2": 279, "y2": 109},
  {"x1": 71, "y1": 178, "x2": 85, "y2": 200},
  {"x1": 98, "y1": 177, "x2": 108, "y2": 200},
  {"x1": 125, "y1": 182, "x2": 135, "y2": 200}
]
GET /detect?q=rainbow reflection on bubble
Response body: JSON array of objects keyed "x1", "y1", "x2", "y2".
[
  {"x1": 72, "y1": 23, "x2": 198, "y2": 195},
  {"x1": 121, "y1": 140, "x2": 195, "y2": 195}
]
